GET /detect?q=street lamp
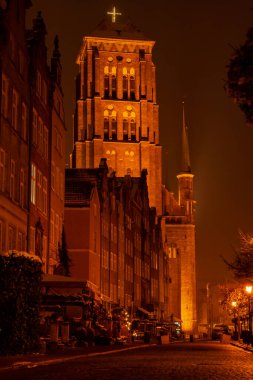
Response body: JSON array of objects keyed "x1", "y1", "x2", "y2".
[{"x1": 245, "y1": 285, "x2": 252, "y2": 334}]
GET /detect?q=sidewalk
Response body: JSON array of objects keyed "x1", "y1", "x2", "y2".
[
  {"x1": 0, "y1": 341, "x2": 153, "y2": 372},
  {"x1": 230, "y1": 339, "x2": 253, "y2": 353}
]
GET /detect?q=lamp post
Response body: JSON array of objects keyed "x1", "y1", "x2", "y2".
[
  {"x1": 231, "y1": 301, "x2": 239, "y2": 339},
  {"x1": 245, "y1": 285, "x2": 252, "y2": 335}
]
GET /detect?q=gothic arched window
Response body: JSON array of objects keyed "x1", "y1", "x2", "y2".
[
  {"x1": 104, "y1": 110, "x2": 109, "y2": 140},
  {"x1": 104, "y1": 66, "x2": 109, "y2": 98},
  {"x1": 123, "y1": 111, "x2": 128, "y2": 141},
  {"x1": 130, "y1": 111, "x2": 136, "y2": 141},
  {"x1": 111, "y1": 110, "x2": 117, "y2": 140},
  {"x1": 130, "y1": 68, "x2": 135, "y2": 100},
  {"x1": 111, "y1": 66, "x2": 117, "y2": 98},
  {"x1": 123, "y1": 67, "x2": 128, "y2": 99}
]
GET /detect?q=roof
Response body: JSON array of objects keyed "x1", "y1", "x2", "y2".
[{"x1": 88, "y1": 18, "x2": 150, "y2": 41}]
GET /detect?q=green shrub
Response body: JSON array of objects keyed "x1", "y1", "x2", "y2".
[{"x1": 0, "y1": 250, "x2": 42, "y2": 354}]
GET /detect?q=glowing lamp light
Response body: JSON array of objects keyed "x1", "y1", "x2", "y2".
[
  {"x1": 245, "y1": 285, "x2": 253, "y2": 295},
  {"x1": 231, "y1": 301, "x2": 237, "y2": 307}
]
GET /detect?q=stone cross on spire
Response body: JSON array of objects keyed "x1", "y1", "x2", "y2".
[{"x1": 107, "y1": 6, "x2": 122, "y2": 23}]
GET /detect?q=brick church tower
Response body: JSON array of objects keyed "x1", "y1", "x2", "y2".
[
  {"x1": 71, "y1": 8, "x2": 162, "y2": 214},
  {"x1": 161, "y1": 103, "x2": 197, "y2": 333}
]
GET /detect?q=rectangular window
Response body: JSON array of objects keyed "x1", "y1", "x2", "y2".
[
  {"x1": 42, "y1": 177, "x2": 47, "y2": 215},
  {"x1": 29, "y1": 226, "x2": 35, "y2": 254},
  {"x1": 11, "y1": 89, "x2": 19, "y2": 130},
  {"x1": 43, "y1": 125, "x2": 48, "y2": 159},
  {"x1": 36, "y1": 170, "x2": 42, "y2": 210},
  {"x1": 0, "y1": 149, "x2": 5, "y2": 192},
  {"x1": 20, "y1": 168, "x2": 24, "y2": 208},
  {"x1": 10, "y1": 159, "x2": 15, "y2": 200},
  {"x1": 8, "y1": 225, "x2": 16, "y2": 250},
  {"x1": 21, "y1": 102, "x2": 27, "y2": 141},
  {"x1": 32, "y1": 109, "x2": 38, "y2": 145},
  {"x1": 18, "y1": 231, "x2": 25, "y2": 251},
  {"x1": 1, "y1": 74, "x2": 9, "y2": 118},
  {"x1": 31, "y1": 163, "x2": 36, "y2": 204}
]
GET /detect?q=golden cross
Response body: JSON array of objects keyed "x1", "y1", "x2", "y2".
[{"x1": 107, "y1": 6, "x2": 122, "y2": 23}]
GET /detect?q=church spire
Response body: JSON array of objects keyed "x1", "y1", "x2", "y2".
[
  {"x1": 180, "y1": 101, "x2": 191, "y2": 174},
  {"x1": 177, "y1": 103, "x2": 194, "y2": 222}
]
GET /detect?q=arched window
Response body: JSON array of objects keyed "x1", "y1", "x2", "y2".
[
  {"x1": 123, "y1": 111, "x2": 128, "y2": 141},
  {"x1": 111, "y1": 66, "x2": 117, "y2": 98},
  {"x1": 111, "y1": 110, "x2": 117, "y2": 140},
  {"x1": 104, "y1": 110, "x2": 109, "y2": 140},
  {"x1": 130, "y1": 68, "x2": 135, "y2": 100},
  {"x1": 123, "y1": 67, "x2": 128, "y2": 100},
  {"x1": 130, "y1": 112, "x2": 136, "y2": 141},
  {"x1": 104, "y1": 66, "x2": 109, "y2": 98}
]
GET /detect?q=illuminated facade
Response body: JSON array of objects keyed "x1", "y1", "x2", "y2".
[
  {"x1": 69, "y1": 11, "x2": 197, "y2": 331},
  {"x1": 161, "y1": 105, "x2": 197, "y2": 333},
  {"x1": 71, "y1": 17, "x2": 162, "y2": 215}
]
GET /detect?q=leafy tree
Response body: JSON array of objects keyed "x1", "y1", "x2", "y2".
[
  {"x1": 221, "y1": 229, "x2": 253, "y2": 280},
  {"x1": 221, "y1": 287, "x2": 248, "y2": 319},
  {"x1": 226, "y1": 26, "x2": 253, "y2": 124},
  {"x1": 54, "y1": 226, "x2": 71, "y2": 276}
]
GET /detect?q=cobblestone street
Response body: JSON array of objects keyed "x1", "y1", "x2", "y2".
[{"x1": 1, "y1": 342, "x2": 253, "y2": 380}]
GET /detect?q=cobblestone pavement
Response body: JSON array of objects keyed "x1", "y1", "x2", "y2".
[{"x1": 1, "y1": 341, "x2": 253, "y2": 380}]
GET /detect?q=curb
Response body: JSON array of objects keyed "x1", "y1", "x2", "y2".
[
  {"x1": 0, "y1": 344, "x2": 155, "y2": 372},
  {"x1": 230, "y1": 342, "x2": 253, "y2": 353}
]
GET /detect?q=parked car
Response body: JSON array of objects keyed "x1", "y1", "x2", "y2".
[{"x1": 212, "y1": 324, "x2": 230, "y2": 340}]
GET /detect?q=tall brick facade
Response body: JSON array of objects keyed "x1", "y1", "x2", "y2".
[
  {"x1": 68, "y1": 12, "x2": 196, "y2": 332},
  {"x1": 71, "y1": 18, "x2": 162, "y2": 215}
]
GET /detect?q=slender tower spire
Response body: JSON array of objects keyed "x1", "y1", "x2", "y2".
[
  {"x1": 181, "y1": 101, "x2": 191, "y2": 173},
  {"x1": 177, "y1": 102, "x2": 194, "y2": 221}
]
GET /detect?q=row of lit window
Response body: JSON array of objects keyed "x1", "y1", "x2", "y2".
[
  {"x1": 104, "y1": 66, "x2": 135, "y2": 77},
  {"x1": 1, "y1": 74, "x2": 28, "y2": 141},
  {"x1": 0, "y1": 148, "x2": 26, "y2": 207}
]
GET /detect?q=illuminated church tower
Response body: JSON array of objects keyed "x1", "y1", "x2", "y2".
[
  {"x1": 161, "y1": 103, "x2": 197, "y2": 333},
  {"x1": 71, "y1": 7, "x2": 162, "y2": 214}
]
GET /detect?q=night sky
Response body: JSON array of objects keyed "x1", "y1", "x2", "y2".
[{"x1": 27, "y1": 0, "x2": 253, "y2": 286}]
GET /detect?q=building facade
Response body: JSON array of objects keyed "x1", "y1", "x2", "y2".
[
  {"x1": 65, "y1": 163, "x2": 165, "y2": 318},
  {"x1": 71, "y1": 17, "x2": 162, "y2": 215},
  {"x1": 66, "y1": 11, "x2": 197, "y2": 332},
  {"x1": 0, "y1": 1, "x2": 65, "y2": 273}
]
